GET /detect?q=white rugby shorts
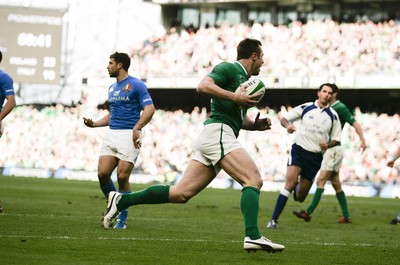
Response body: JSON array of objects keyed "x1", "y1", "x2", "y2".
[
  {"x1": 100, "y1": 129, "x2": 141, "y2": 164},
  {"x1": 320, "y1": 145, "x2": 344, "y2": 172},
  {"x1": 192, "y1": 123, "x2": 242, "y2": 174}
]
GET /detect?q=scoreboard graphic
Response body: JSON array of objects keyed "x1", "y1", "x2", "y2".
[{"x1": 0, "y1": 7, "x2": 63, "y2": 85}]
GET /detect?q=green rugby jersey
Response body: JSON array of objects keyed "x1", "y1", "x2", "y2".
[
  {"x1": 204, "y1": 61, "x2": 249, "y2": 137},
  {"x1": 331, "y1": 100, "x2": 356, "y2": 129}
]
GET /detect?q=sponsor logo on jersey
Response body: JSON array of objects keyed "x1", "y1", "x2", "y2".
[{"x1": 109, "y1": 95, "x2": 129, "y2": 102}]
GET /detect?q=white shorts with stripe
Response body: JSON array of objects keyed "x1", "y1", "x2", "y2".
[
  {"x1": 320, "y1": 145, "x2": 344, "y2": 172},
  {"x1": 100, "y1": 129, "x2": 141, "y2": 164},
  {"x1": 192, "y1": 123, "x2": 242, "y2": 174}
]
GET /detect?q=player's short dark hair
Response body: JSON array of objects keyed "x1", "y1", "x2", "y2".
[
  {"x1": 236, "y1": 38, "x2": 262, "y2": 60},
  {"x1": 0, "y1": 51, "x2": 2, "y2": 63},
  {"x1": 110, "y1": 52, "x2": 130, "y2": 71},
  {"x1": 319, "y1": 83, "x2": 339, "y2": 93}
]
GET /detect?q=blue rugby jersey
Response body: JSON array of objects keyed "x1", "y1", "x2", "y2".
[
  {"x1": 108, "y1": 76, "x2": 153, "y2": 129},
  {"x1": 0, "y1": 69, "x2": 15, "y2": 112}
]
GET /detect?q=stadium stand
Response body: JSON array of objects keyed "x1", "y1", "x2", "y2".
[
  {"x1": 1, "y1": 0, "x2": 399, "y2": 198},
  {"x1": 0, "y1": 105, "x2": 398, "y2": 198}
]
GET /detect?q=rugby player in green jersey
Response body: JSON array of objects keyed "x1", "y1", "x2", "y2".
[{"x1": 103, "y1": 38, "x2": 285, "y2": 253}]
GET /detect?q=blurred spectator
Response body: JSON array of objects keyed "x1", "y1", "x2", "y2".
[
  {"x1": 0, "y1": 104, "x2": 398, "y2": 187},
  {"x1": 130, "y1": 20, "x2": 400, "y2": 80}
]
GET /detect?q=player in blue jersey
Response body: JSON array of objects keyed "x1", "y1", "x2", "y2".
[
  {"x1": 267, "y1": 83, "x2": 342, "y2": 229},
  {"x1": 0, "y1": 51, "x2": 16, "y2": 138},
  {"x1": 83, "y1": 52, "x2": 155, "y2": 229},
  {"x1": 101, "y1": 38, "x2": 285, "y2": 253}
]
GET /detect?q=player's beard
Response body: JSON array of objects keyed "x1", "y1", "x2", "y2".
[
  {"x1": 251, "y1": 61, "x2": 261, "y2": 76},
  {"x1": 109, "y1": 70, "x2": 118, "y2": 78},
  {"x1": 253, "y1": 67, "x2": 260, "y2": 76}
]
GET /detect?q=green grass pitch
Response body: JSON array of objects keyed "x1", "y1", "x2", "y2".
[{"x1": 0, "y1": 175, "x2": 398, "y2": 265}]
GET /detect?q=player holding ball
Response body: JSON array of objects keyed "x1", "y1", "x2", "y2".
[{"x1": 102, "y1": 38, "x2": 285, "y2": 253}]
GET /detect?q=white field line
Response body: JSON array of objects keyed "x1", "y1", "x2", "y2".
[{"x1": 0, "y1": 234, "x2": 393, "y2": 248}]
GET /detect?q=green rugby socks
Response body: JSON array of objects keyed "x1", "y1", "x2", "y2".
[
  {"x1": 306, "y1": 188, "x2": 324, "y2": 215},
  {"x1": 336, "y1": 191, "x2": 350, "y2": 218},
  {"x1": 241, "y1": 186, "x2": 261, "y2": 240},
  {"x1": 117, "y1": 185, "x2": 170, "y2": 210}
]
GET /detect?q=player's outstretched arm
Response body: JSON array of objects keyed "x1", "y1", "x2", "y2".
[
  {"x1": 280, "y1": 117, "x2": 296, "y2": 133},
  {"x1": 352, "y1": 121, "x2": 367, "y2": 153},
  {"x1": 83, "y1": 113, "x2": 110, "y2": 128},
  {"x1": 0, "y1": 95, "x2": 16, "y2": 122}
]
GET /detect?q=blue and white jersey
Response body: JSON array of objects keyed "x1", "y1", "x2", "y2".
[
  {"x1": 284, "y1": 100, "x2": 341, "y2": 153},
  {"x1": 108, "y1": 76, "x2": 153, "y2": 130},
  {"x1": 0, "y1": 69, "x2": 14, "y2": 112}
]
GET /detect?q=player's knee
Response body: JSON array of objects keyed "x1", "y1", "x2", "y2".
[
  {"x1": 98, "y1": 172, "x2": 111, "y2": 185},
  {"x1": 171, "y1": 195, "x2": 190, "y2": 203},
  {"x1": 296, "y1": 194, "x2": 307, "y2": 202},
  {"x1": 316, "y1": 178, "x2": 325, "y2": 187},
  {"x1": 117, "y1": 173, "x2": 130, "y2": 184},
  {"x1": 295, "y1": 190, "x2": 308, "y2": 202},
  {"x1": 243, "y1": 173, "x2": 263, "y2": 188},
  {"x1": 297, "y1": 197, "x2": 306, "y2": 202},
  {"x1": 254, "y1": 177, "x2": 263, "y2": 189},
  {"x1": 169, "y1": 191, "x2": 191, "y2": 203},
  {"x1": 332, "y1": 182, "x2": 342, "y2": 191}
]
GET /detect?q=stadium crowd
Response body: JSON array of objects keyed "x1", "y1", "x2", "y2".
[
  {"x1": 130, "y1": 20, "x2": 400, "y2": 80},
  {"x1": 1, "y1": 20, "x2": 399, "y2": 189},
  {"x1": 0, "y1": 104, "x2": 398, "y2": 187}
]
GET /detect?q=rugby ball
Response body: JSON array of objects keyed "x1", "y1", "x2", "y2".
[{"x1": 236, "y1": 79, "x2": 266, "y2": 102}]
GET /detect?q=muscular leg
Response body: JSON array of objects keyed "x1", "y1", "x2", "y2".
[
  {"x1": 117, "y1": 160, "x2": 215, "y2": 209},
  {"x1": 295, "y1": 175, "x2": 313, "y2": 202},
  {"x1": 98, "y1": 155, "x2": 119, "y2": 197},
  {"x1": 119, "y1": 147, "x2": 264, "y2": 240},
  {"x1": 220, "y1": 149, "x2": 262, "y2": 187},
  {"x1": 169, "y1": 160, "x2": 216, "y2": 202},
  {"x1": 116, "y1": 160, "x2": 134, "y2": 193},
  {"x1": 219, "y1": 148, "x2": 263, "y2": 239},
  {"x1": 115, "y1": 160, "x2": 134, "y2": 224},
  {"x1": 330, "y1": 171, "x2": 342, "y2": 193}
]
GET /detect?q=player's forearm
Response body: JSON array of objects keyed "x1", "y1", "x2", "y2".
[
  {"x1": 280, "y1": 118, "x2": 291, "y2": 129},
  {"x1": 241, "y1": 116, "x2": 254, "y2": 130},
  {"x1": 197, "y1": 77, "x2": 236, "y2": 102},
  {"x1": 94, "y1": 114, "x2": 110, "y2": 127},
  {"x1": 133, "y1": 104, "x2": 155, "y2": 131},
  {"x1": 0, "y1": 96, "x2": 16, "y2": 121},
  {"x1": 327, "y1": 140, "x2": 340, "y2": 148},
  {"x1": 353, "y1": 122, "x2": 365, "y2": 143}
]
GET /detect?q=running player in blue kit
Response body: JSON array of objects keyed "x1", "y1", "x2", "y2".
[{"x1": 84, "y1": 52, "x2": 155, "y2": 229}]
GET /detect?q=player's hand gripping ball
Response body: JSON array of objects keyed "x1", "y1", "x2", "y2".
[{"x1": 235, "y1": 79, "x2": 266, "y2": 102}]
